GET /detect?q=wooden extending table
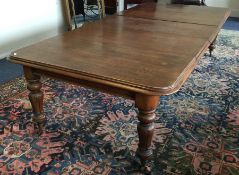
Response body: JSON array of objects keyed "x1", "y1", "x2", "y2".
[{"x1": 9, "y1": 2, "x2": 230, "y2": 171}]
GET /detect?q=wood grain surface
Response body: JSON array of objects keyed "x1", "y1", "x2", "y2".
[
  {"x1": 9, "y1": 3, "x2": 230, "y2": 167},
  {"x1": 118, "y1": 2, "x2": 230, "y2": 27},
  {"x1": 9, "y1": 14, "x2": 223, "y2": 95}
]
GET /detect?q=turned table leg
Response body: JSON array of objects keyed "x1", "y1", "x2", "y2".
[
  {"x1": 135, "y1": 94, "x2": 159, "y2": 171},
  {"x1": 209, "y1": 37, "x2": 217, "y2": 57},
  {"x1": 24, "y1": 66, "x2": 46, "y2": 134}
]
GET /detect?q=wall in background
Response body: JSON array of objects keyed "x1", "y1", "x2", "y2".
[
  {"x1": 206, "y1": 0, "x2": 239, "y2": 17},
  {"x1": 118, "y1": 0, "x2": 124, "y2": 12},
  {"x1": 0, "y1": 0, "x2": 66, "y2": 59}
]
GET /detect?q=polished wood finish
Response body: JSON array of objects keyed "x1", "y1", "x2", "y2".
[
  {"x1": 135, "y1": 94, "x2": 159, "y2": 163},
  {"x1": 23, "y1": 66, "x2": 46, "y2": 134},
  {"x1": 119, "y1": 2, "x2": 230, "y2": 28},
  {"x1": 119, "y1": 2, "x2": 230, "y2": 56},
  {"x1": 9, "y1": 16, "x2": 220, "y2": 95},
  {"x1": 9, "y1": 4, "x2": 229, "y2": 170}
]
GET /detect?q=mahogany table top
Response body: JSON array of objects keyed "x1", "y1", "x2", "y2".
[
  {"x1": 9, "y1": 4, "x2": 230, "y2": 95},
  {"x1": 118, "y1": 2, "x2": 230, "y2": 27}
]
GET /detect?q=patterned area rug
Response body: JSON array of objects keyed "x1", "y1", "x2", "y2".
[{"x1": 0, "y1": 29, "x2": 239, "y2": 175}]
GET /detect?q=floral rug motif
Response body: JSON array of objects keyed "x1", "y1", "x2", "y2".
[{"x1": 0, "y1": 29, "x2": 239, "y2": 175}]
